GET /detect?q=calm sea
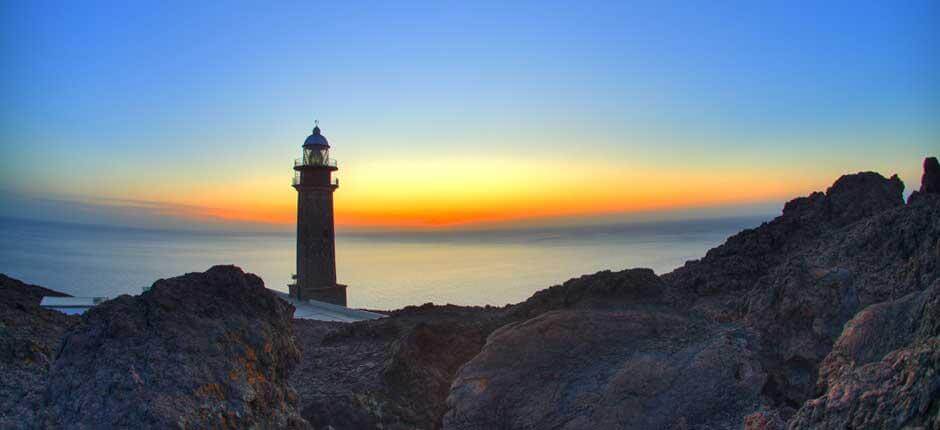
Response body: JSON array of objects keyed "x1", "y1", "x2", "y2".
[{"x1": 0, "y1": 216, "x2": 768, "y2": 310}]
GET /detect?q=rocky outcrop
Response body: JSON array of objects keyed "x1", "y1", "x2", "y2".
[
  {"x1": 41, "y1": 265, "x2": 308, "y2": 429},
  {"x1": 920, "y1": 156, "x2": 939, "y2": 194},
  {"x1": 443, "y1": 163, "x2": 938, "y2": 429},
  {"x1": 786, "y1": 282, "x2": 940, "y2": 429},
  {"x1": 654, "y1": 170, "x2": 937, "y2": 407},
  {"x1": 507, "y1": 268, "x2": 665, "y2": 320},
  {"x1": 0, "y1": 275, "x2": 76, "y2": 429},
  {"x1": 663, "y1": 171, "x2": 904, "y2": 306},
  {"x1": 445, "y1": 309, "x2": 766, "y2": 429},
  {"x1": 742, "y1": 188, "x2": 939, "y2": 406}
]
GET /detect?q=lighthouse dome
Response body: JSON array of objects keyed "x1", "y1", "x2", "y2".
[{"x1": 303, "y1": 126, "x2": 330, "y2": 147}]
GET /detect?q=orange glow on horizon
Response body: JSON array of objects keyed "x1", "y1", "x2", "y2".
[{"x1": 150, "y1": 156, "x2": 829, "y2": 229}]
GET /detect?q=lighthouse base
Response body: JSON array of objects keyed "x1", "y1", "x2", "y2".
[{"x1": 289, "y1": 283, "x2": 347, "y2": 307}]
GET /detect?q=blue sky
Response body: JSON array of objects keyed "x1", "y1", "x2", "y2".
[{"x1": 1, "y1": 1, "x2": 937, "y2": 230}]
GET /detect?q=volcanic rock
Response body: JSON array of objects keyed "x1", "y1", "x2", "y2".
[
  {"x1": 40, "y1": 265, "x2": 309, "y2": 429},
  {"x1": 445, "y1": 309, "x2": 766, "y2": 429},
  {"x1": 443, "y1": 168, "x2": 938, "y2": 429},
  {"x1": 787, "y1": 282, "x2": 940, "y2": 429},
  {"x1": 921, "y1": 156, "x2": 939, "y2": 194},
  {"x1": 664, "y1": 171, "x2": 904, "y2": 306},
  {"x1": 507, "y1": 268, "x2": 665, "y2": 321},
  {"x1": 292, "y1": 303, "x2": 501, "y2": 429},
  {"x1": 0, "y1": 275, "x2": 76, "y2": 428}
]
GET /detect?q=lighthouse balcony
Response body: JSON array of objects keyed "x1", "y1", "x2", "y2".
[
  {"x1": 293, "y1": 173, "x2": 339, "y2": 187},
  {"x1": 294, "y1": 157, "x2": 338, "y2": 168}
]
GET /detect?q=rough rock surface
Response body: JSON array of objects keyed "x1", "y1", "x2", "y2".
[
  {"x1": 41, "y1": 265, "x2": 309, "y2": 429},
  {"x1": 659, "y1": 170, "x2": 936, "y2": 407},
  {"x1": 0, "y1": 275, "x2": 76, "y2": 428},
  {"x1": 787, "y1": 282, "x2": 940, "y2": 429},
  {"x1": 445, "y1": 309, "x2": 766, "y2": 429},
  {"x1": 443, "y1": 164, "x2": 938, "y2": 429},
  {"x1": 292, "y1": 304, "x2": 501, "y2": 429}
]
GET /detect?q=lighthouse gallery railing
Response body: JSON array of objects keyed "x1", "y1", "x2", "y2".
[{"x1": 294, "y1": 157, "x2": 338, "y2": 168}]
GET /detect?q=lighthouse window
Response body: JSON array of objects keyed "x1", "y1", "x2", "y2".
[{"x1": 304, "y1": 148, "x2": 329, "y2": 166}]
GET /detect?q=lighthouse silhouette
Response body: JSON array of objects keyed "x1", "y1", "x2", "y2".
[{"x1": 289, "y1": 122, "x2": 346, "y2": 306}]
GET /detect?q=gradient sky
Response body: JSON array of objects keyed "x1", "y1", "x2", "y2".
[{"x1": 1, "y1": 1, "x2": 937, "y2": 230}]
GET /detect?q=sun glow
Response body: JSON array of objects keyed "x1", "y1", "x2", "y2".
[{"x1": 159, "y1": 156, "x2": 824, "y2": 229}]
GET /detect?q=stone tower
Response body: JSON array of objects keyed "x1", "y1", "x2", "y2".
[{"x1": 289, "y1": 123, "x2": 346, "y2": 306}]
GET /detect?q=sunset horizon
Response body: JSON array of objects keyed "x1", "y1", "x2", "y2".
[
  {"x1": 2, "y1": 2, "x2": 936, "y2": 231},
  {"x1": 2, "y1": 2, "x2": 938, "y2": 428}
]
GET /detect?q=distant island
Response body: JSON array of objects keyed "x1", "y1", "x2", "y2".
[{"x1": 1, "y1": 157, "x2": 938, "y2": 429}]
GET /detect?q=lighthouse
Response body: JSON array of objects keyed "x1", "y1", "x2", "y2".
[{"x1": 289, "y1": 123, "x2": 346, "y2": 306}]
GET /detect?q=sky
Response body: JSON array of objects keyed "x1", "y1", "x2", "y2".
[{"x1": 1, "y1": 1, "x2": 937, "y2": 231}]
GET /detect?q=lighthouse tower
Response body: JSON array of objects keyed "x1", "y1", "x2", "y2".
[{"x1": 290, "y1": 123, "x2": 346, "y2": 306}]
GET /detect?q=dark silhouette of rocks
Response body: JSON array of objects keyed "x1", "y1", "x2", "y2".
[
  {"x1": 0, "y1": 275, "x2": 76, "y2": 428},
  {"x1": 291, "y1": 304, "x2": 501, "y2": 429},
  {"x1": 1, "y1": 157, "x2": 938, "y2": 429},
  {"x1": 40, "y1": 265, "x2": 309, "y2": 429},
  {"x1": 909, "y1": 156, "x2": 940, "y2": 204},
  {"x1": 921, "y1": 156, "x2": 939, "y2": 193},
  {"x1": 442, "y1": 164, "x2": 937, "y2": 429}
]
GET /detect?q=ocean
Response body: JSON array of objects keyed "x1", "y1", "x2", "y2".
[{"x1": 0, "y1": 215, "x2": 769, "y2": 310}]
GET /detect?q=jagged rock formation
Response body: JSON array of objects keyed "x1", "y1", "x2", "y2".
[
  {"x1": 442, "y1": 161, "x2": 939, "y2": 429},
  {"x1": 920, "y1": 156, "x2": 939, "y2": 194},
  {"x1": 0, "y1": 275, "x2": 76, "y2": 428},
  {"x1": 40, "y1": 265, "x2": 309, "y2": 429}
]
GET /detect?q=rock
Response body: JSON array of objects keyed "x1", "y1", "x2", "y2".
[
  {"x1": 507, "y1": 268, "x2": 664, "y2": 321},
  {"x1": 382, "y1": 321, "x2": 489, "y2": 428},
  {"x1": 2, "y1": 162, "x2": 938, "y2": 429},
  {"x1": 41, "y1": 265, "x2": 309, "y2": 429},
  {"x1": 665, "y1": 171, "x2": 904, "y2": 304},
  {"x1": 441, "y1": 169, "x2": 936, "y2": 429},
  {"x1": 744, "y1": 409, "x2": 786, "y2": 430},
  {"x1": 909, "y1": 156, "x2": 940, "y2": 204},
  {"x1": 292, "y1": 304, "x2": 501, "y2": 430},
  {"x1": 815, "y1": 172, "x2": 904, "y2": 226},
  {"x1": 0, "y1": 275, "x2": 76, "y2": 429},
  {"x1": 742, "y1": 187, "x2": 939, "y2": 405},
  {"x1": 0, "y1": 274, "x2": 71, "y2": 308},
  {"x1": 787, "y1": 282, "x2": 940, "y2": 429},
  {"x1": 656, "y1": 171, "x2": 935, "y2": 407},
  {"x1": 920, "y1": 156, "x2": 939, "y2": 194},
  {"x1": 445, "y1": 310, "x2": 766, "y2": 429}
]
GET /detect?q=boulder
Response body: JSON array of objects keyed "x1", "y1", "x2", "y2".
[
  {"x1": 445, "y1": 310, "x2": 766, "y2": 429},
  {"x1": 41, "y1": 265, "x2": 308, "y2": 429}
]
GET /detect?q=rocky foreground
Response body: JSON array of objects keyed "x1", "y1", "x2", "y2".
[{"x1": 1, "y1": 158, "x2": 938, "y2": 429}]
